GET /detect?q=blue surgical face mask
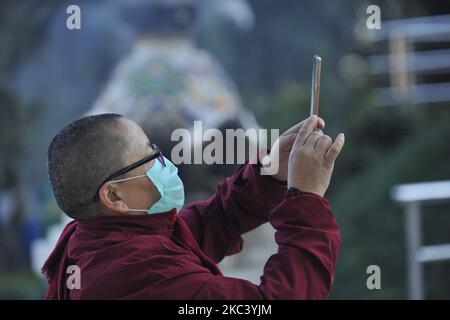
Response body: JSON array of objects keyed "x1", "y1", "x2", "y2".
[{"x1": 109, "y1": 156, "x2": 185, "y2": 214}]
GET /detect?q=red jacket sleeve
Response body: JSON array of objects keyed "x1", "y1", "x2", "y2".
[
  {"x1": 179, "y1": 161, "x2": 288, "y2": 263},
  {"x1": 185, "y1": 192, "x2": 340, "y2": 299}
]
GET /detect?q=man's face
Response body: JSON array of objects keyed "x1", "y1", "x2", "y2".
[{"x1": 100, "y1": 118, "x2": 161, "y2": 215}]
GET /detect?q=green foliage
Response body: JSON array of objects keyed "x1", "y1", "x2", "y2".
[
  {"x1": 0, "y1": 271, "x2": 44, "y2": 299},
  {"x1": 260, "y1": 83, "x2": 310, "y2": 132},
  {"x1": 329, "y1": 117, "x2": 450, "y2": 299}
]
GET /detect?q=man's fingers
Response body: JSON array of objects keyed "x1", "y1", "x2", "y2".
[
  {"x1": 294, "y1": 115, "x2": 321, "y2": 146},
  {"x1": 305, "y1": 130, "x2": 323, "y2": 148},
  {"x1": 315, "y1": 134, "x2": 332, "y2": 152},
  {"x1": 325, "y1": 133, "x2": 345, "y2": 164},
  {"x1": 283, "y1": 121, "x2": 305, "y2": 136},
  {"x1": 318, "y1": 118, "x2": 325, "y2": 130},
  {"x1": 284, "y1": 117, "x2": 325, "y2": 136}
]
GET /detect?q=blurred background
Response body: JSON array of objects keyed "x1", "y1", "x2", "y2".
[{"x1": 0, "y1": 0, "x2": 449, "y2": 299}]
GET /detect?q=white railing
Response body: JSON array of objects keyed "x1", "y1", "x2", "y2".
[{"x1": 391, "y1": 180, "x2": 450, "y2": 300}]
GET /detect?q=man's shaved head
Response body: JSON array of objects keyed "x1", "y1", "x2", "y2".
[{"x1": 48, "y1": 113, "x2": 138, "y2": 220}]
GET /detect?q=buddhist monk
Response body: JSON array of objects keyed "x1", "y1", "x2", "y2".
[{"x1": 43, "y1": 113, "x2": 344, "y2": 299}]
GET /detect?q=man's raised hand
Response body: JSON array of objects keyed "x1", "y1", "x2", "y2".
[{"x1": 288, "y1": 115, "x2": 345, "y2": 197}]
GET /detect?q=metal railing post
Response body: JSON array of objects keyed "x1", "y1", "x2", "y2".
[{"x1": 405, "y1": 202, "x2": 424, "y2": 299}]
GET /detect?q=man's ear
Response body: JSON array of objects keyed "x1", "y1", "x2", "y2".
[{"x1": 98, "y1": 183, "x2": 129, "y2": 214}]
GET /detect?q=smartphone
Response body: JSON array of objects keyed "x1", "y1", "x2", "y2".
[{"x1": 310, "y1": 55, "x2": 322, "y2": 116}]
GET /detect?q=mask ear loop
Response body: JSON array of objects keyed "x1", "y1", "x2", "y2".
[{"x1": 106, "y1": 174, "x2": 149, "y2": 212}]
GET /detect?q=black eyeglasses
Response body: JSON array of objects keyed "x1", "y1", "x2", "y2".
[{"x1": 93, "y1": 143, "x2": 166, "y2": 202}]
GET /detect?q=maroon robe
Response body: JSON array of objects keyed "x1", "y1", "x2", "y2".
[{"x1": 42, "y1": 162, "x2": 340, "y2": 299}]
